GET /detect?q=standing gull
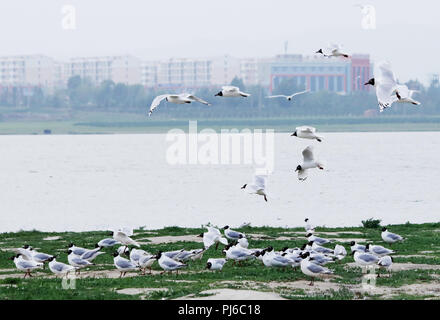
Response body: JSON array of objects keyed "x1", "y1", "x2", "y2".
[
  {"x1": 206, "y1": 258, "x2": 227, "y2": 271},
  {"x1": 48, "y1": 257, "x2": 75, "y2": 278},
  {"x1": 10, "y1": 254, "x2": 43, "y2": 278},
  {"x1": 67, "y1": 250, "x2": 94, "y2": 275},
  {"x1": 155, "y1": 251, "x2": 187, "y2": 275},
  {"x1": 381, "y1": 228, "x2": 404, "y2": 245},
  {"x1": 300, "y1": 252, "x2": 333, "y2": 286},
  {"x1": 222, "y1": 226, "x2": 245, "y2": 241},
  {"x1": 366, "y1": 244, "x2": 395, "y2": 257},
  {"x1": 111, "y1": 230, "x2": 140, "y2": 249},
  {"x1": 113, "y1": 252, "x2": 139, "y2": 278},
  {"x1": 199, "y1": 226, "x2": 228, "y2": 250}
]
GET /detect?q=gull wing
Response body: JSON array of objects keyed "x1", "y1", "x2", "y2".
[
  {"x1": 388, "y1": 232, "x2": 403, "y2": 241},
  {"x1": 291, "y1": 89, "x2": 310, "y2": 97},
  {"x1": 307, "y1": 262, "x2": 327, "y2": 274},
  {"x1": 298, "y1": 169, "x2": 308, "y2": 181},
  {"x1": 18, "y1": 261, "x2": 38, "y2": 269},
  {"x1": 376, "y1": 85, "x2": 398, "y2": 111},
  {"x1": 222, "y1": 86, "x2": 239, "y2": 93},
  {"x1": 266, "y1": 95, "x2": 287, "y2": 99},
  {"x1": 116, "y1": 259, "x2": 136, "y2": 269},
  {"x1": 297, "y1": 126, "x2": 315, "y2": 133},
  {"x1": 302, "y1": 146, "x2": 315, "y2": 162},
  {"x1": 359, "y1": 253, "x2": 379, "y2": 263},
  {"x1": 207, "y1": 226, "x2": 221, "y2": 236},
  {"x1": 187, "y1": 94, "x2": 211, "y2": 105},
  {"x1": 377, "y1": 61, "x2": 397, "y2": 85},
  {"x1": 148, "y1": 95, "x2": 169, "y2": 116},
  {"x1": 254, "y1": 175, "x2": 267, "y2": 189}
]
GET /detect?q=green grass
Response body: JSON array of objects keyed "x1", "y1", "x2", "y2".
[
  {"x1": 0, "y1": 222, "x2": 439, "y2": 300},
  {"x1": 2, "y1": 107, "x2": 440, "y2": 134}
]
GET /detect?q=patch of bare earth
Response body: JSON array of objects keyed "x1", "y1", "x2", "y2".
[
  {"x1": 347, "y1": 262, "x2": 440, "y2": 271},
  {"x1": 175, "y1": 288, "x2": 286, "y2": 300},
  {"x1": 43, "y1": 236, "x2": 62, "y2": 241},
  {"x1": 137, "y1": 235, "x2": 203, "y2": 245}
]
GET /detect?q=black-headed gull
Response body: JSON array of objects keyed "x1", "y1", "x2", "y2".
[
  {"x1": 266, "y1": 89, "x2": 309, "y2": 101},
  {"x1": 237, "y1": 235, "x2": 249, "y2": 249},
  {"x1": 10, "y1": 254, "x2": 43, "y2": 278},
  {"x1": 206, "y1": 258, "x2": 227, "y2": 271},
  {"x1": 304, "y1": 218, "x2": 315, "y2": 233},
  {"x1": 291, "y1": 126, "x2": 323, "y2": 142},
  {"x1": 139, "y1": 253, "x2": 156, "y2": 275},
  {"x1": 67, "y1": 251, "x2": 94, "y2": 275},
  {"x1": 316, "y1": 44, "x2": 350, "y2": 58},
  {"x1": 199, "y1": 226, "x2": 228, "y2": 250},
  {"x1": 350, "y1": 241, "x2": 366, "y2": 253},
  {"x1": 377, "y1": 256, "x2": 393, "y2": 277},
  {"x1": 112, "y1": 252, "x2": 139, "y2": 278},
  {"x1": 364, "y1": 61, "x2": 421, "y2": 112},
  {"x1": 300, "y1": 252, "x2": 333, "y2": 286},
  {"x1": 306, "y1": 233, "x2": 332, "y2": 245},
  {"x1": 334, "y1": 244, "x2": 347, "y2": 261},
  {"x1": 366, "y1": 244, "x2": 395, "y2": 257},
  {"x1": 80, "y1": 247, "x2": 105, "y2": 262},
  {"x1": 26, "y1": 247, "x2": 54, "y2": 268},
  {"x1": 97, "y1": 238, "x2": 120, "y2": 248},
  {"x1": 155, "y1": 251, "x2": 187, "y2": 275},
  {"x1": 222, "y1": 226, "x2": 245, "y2": 241},
  {"x1": 223, "y1": 244, "x2": 255, "y2": 266},
  {"x1": 381, "y1": 228, "x2": 404, "y2": 244},
  {"x1": 163, "y1": 249, "x2": 185, "y2": 260},
  {"x1": 215, "y1": 86, "x2": 250, "y2": 98},
  {"x1": 241, "y1": 173, "x2": 268, "y2": 202},
  {"x1": 353, "y1": 250, "x2": 379, "y2": 267},
  {"x1": 111, "y1": 230, "x2": 140, "y2": 249},
  {"x1": 295, "y1": 146, "x2": 324, "y2": 181},
  {"x1": 309, "y1": 252, "x2": 336, "y2": 266},
  {"x1": 67, "y1": 243, "x2": 87, "y2": 256},
  {"x1": 148, "y1": 93, "x2": 211, "y2": 116},
  {"x1": 310, "y1": 241, "x2": 334, "y2": 255},
  {"x1": 48, "y1": 257, "x2": 75, "y2": 278},
  {"x1": 261, "y1": 247, "x2": 292, "y2": 268},
  {"x1": 130, "y1": 248, "x2": 149, "y2": 266},
  {"x1": 189, "y1": 249, "x2": 205, "y2": 261}
]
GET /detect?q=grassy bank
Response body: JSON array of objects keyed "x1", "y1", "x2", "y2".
[
  {"x1": 2, "y1": 117, "x2": 440, "y2": 135},
  {"x1": 1, "y1": 222, "x2": 439, "y2": 300}
]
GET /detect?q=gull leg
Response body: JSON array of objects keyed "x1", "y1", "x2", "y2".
[{"x1": 215, "y1": 242, "x2": 219, "y2": 250}]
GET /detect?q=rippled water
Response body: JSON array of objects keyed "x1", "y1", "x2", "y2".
[{"x1": 0, "y1": 132, "x2": 439, "y2": 232}]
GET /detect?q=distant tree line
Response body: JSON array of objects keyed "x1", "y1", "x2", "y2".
[{"x1": 1, "y1": 75, "x2": 439, "y2": 119}]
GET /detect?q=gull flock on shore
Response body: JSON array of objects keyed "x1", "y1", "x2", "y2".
[{"x1": 9, "y1": 222, "x2": 405, "y2": 286}]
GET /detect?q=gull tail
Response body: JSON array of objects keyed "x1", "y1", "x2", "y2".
[{"x1": 239, "y1": 92, "x2": 251, "y2": 97}]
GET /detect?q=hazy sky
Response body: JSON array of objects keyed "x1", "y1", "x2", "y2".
[{"x1": 1, "y1": 0, "x2": 439, "y2": 84}]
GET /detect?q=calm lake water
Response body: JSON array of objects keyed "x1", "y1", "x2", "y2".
[{"x1": 0, "y1": 132, "x2": 439, "y2": 232}]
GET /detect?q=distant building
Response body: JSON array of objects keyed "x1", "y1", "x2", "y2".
[
  {"x1": 141, "y1": 61, "x2": 158, "y2": 88},
  {"x1": 268, "y1": 54, "x2": 371, "y2": 94},
  {"x1": 155, "y1": 58, "x2": 212, "y2": 89},
  {"x1": 68, "y1": 55, "x2": 142, "y2": 86},
  {"x1": 0, "y1": 55, "x2": 58, "y2": 89},
  {"x1": 0, "y1": 53, "x2": 373, "y2": 95}
]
